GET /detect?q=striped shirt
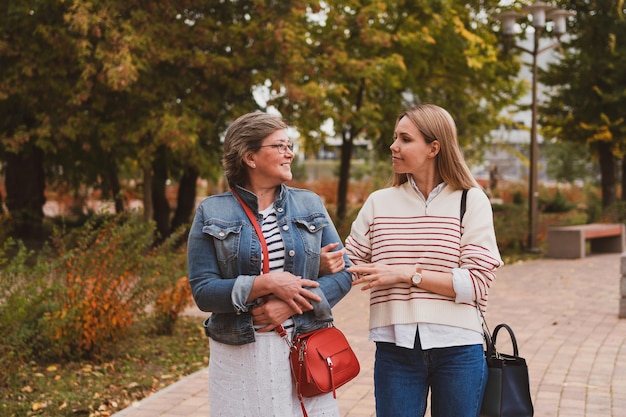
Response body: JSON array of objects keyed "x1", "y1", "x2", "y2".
[
  {"x1": 345, "y1": 182, "x2": 503, "y2": 348},
  {"x1": 260, "y1": 206, "x2": 285, "y2": 272}
]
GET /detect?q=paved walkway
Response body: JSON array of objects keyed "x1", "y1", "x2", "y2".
[{"x1": 112, "y1": 253, "x2": 626, "y2": 417}]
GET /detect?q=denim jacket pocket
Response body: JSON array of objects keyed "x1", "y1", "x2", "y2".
[
  {"x1": 202, "y1": 222, "x2": 243, "y2": 275},
  {"x1": 292, "y1": 214, "x2": 329, "y2": 256}
]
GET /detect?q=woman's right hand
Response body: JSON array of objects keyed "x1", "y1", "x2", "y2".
[{"x1": 263, "y1": 272, "x2": 321, "y2": 315}]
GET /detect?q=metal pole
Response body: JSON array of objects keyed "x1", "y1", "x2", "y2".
[{"x1": 528, "y1": 28, "x2": 541, "y2": 253}]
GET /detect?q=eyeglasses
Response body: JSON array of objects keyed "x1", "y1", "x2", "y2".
[{"x1": 259, "y1": 142, "x2": 294, "y2": 154}]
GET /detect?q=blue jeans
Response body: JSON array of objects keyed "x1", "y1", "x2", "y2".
[{"x1": 374, "y1": 331, "x2": 487, "y2": 417}]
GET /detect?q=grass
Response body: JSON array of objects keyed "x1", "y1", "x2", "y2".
[{"x1": 1, "y1": 315, "x2": 209, "y2": 417}]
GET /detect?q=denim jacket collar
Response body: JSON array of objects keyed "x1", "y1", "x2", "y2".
[{"x1": 233, "y1": 184, "x2": 287, "y2": 214}]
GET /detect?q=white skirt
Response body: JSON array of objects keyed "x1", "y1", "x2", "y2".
[{"x1": 208, "y1": 324, "x2": 340, "y2": 417}]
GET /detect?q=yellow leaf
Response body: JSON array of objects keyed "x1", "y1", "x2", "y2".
[
  {"x1": 32, "y1": 402, "x2": 47, "y2": 411},
  {"x1": 46, "y1": 365, "x2": 58, "y2": 372},
  {"x1": 21, "y1": 385, "x2": 34, "y2": 393}
]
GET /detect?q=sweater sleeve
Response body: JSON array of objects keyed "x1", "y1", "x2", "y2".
[
  {"x1": 345, "y1": 195, "x2": 374, "y2": 266},
  {"x1": 459, "y1": 188, "x2": 504, "y2": 304}
]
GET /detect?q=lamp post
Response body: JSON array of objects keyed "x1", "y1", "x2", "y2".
[{"x1": 495, "y1": 2, "x2": 574, "y2": 253}]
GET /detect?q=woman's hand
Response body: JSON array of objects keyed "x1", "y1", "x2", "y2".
[
  {"x1": 349, "y1": 263, "x2": 456, "y2": 297},
  {"x1": 251, "y1": 296, "x2": 306, "y2": 332},
  {"x1": 266, "y1": 272, "x2": 322, "y2": 315},
  {"x1": 348, "y1": 263, "x2": 414, "y2": 291},
  {"x1": 319, "y1": 242, "x2": 346, "y2": 276}
]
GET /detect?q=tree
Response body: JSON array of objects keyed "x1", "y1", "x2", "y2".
[
  {"x1": 270, "y1": 0, "x2": 522, "y2": 220},
  {"x1": 0, "y1": 1, "x2": 81, "y2": 237},
  {"x1": 1, "y1": 0, "x2": 308, "y2": 240},
  {"x1": 541, "y1": 0, "x2": 626, "y2": 209},
  {"x1": 2, "y1": 0, "x2": 524, "y2": 239}
]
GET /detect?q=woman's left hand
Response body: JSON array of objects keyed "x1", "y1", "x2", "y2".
[
  {"x1": 348, "y1": 263, "x2": 413, "y2": 291},
  {"x1": 251, "y1": 296, "x2": 305, "y2": 332}
]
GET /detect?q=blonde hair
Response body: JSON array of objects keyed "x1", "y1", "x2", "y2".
[
  {"x1": 392, "y1": 104, "x2": 478, "y2": 190},
  {"x1": 221, "y1": 111, "x2": 288, "y2": 188}
]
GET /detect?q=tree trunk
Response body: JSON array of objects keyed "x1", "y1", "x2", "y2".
[
  {"x1": 5, "y1": 146, "x2": 46, "y2": 238},
  {"x1": 151, "y1": 149, "x2": 171, "y2": 240},
  {"x1": 622, "y1": 156, "x2": 626, "y2": 202},
  {"x1": 336, "y1": 81, "x2": 364, "y2": 221},
  {"x1": 106, "y1": 154, "x2": 124, "y2": 214},
  {"x1": 336, "y1": 129, "x2": 354, "y2": 221},
  {"x1": 171, "y1": 167, "x2": 198, "y2": 232},
  {"x1": 143, "y1": 165, "x2": 153, "y2": 222},
  {"x1": 597, "y1": 141, "x2": 616, "y2": 209}
]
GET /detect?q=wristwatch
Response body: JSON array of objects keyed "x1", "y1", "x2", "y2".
[{"x1": 411, "y1": 267, "x2": 423, "y2": 287}]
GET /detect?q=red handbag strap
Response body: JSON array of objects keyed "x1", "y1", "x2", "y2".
[
  {"x1": 234, "y1": 190, "x2": 308, "y2": 416},
  {"x1": 232, "y1": 190, "x2": 269, "y2": 274},
  {"x1": 232, "y1": 191, "x2": 292, "y2": 340}
]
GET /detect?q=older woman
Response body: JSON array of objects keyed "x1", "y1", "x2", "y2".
[
  {"x1": 187, "y1": 111, "x2": 352, "y2": 416},
  {"x1": 345, "y1": 104, "x2": 503, "y2": 417}
]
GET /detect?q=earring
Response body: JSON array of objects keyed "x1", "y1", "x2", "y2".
[{"x1": 250, "y1": 163, "x2": 256, "y2": 168}]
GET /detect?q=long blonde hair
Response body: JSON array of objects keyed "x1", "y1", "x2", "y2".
[{"x1": 392, "y1": 104, "x2": 479, "y2": 190}]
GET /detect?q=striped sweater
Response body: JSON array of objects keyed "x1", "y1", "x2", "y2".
[{"x1": 345, "y1": 183, "x2": 503, "y2": 333}]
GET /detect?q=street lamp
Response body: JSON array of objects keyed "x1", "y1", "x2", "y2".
[{"x1": 495, "y1": 2, "x2": 574, "y2": 253}]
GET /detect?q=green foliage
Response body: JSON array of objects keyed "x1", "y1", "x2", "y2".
[
  {"x1": 0, "y1": 239, "x2": 57, "y2": 387},
  {"x1": 0, "y1": 213, "x2": 190, "y2": 369},
  {"x1": 492, "y1": 203, "x2": 528, "y2": 253},
  {"x1": 541, "y1": 189, "x2": 576, "y2": 213},
  {"x1": 544, "y1": 140, "x2": 598, "y2": 184},
  {"x1": 584, "y1": 184, "x2": 603, "y2": 223},
  {"x1": 512, "y1": 190, "x2": 525, "y2": 206},
  {"x1": 541, "y1": 0, "x2": 626, "y2": 207}
]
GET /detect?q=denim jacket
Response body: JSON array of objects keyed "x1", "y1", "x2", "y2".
[{"x1": 187, "y1": 184, "x2": 353, "y2": 345}]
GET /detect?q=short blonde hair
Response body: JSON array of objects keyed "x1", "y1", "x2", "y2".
[
  {"x1": 221, "y1": 111, "x2": 288, "y2": 188},
  {"x1": 392, "y1": 104, "x2": 478, "y2": 190}
]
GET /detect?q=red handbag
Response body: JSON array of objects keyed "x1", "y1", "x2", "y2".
[
  {"x1": 290, "y1": 326, "x2": 360, "y2": 398},
  {"x1": 286, "y1": 325, "x2": 360, "y2": 417}
]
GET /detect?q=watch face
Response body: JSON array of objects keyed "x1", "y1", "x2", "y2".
[{"x1": 412, "y1": 273, "x2": 422, "y2": 285}]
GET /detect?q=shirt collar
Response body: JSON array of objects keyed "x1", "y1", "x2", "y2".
[{"x1": 408, "y1": 175, "x2": 446, "y2": 204}]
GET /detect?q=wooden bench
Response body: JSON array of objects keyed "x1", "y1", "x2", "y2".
[{"x1": 546, "y1": 223, "x2": 625, "y2": 259}]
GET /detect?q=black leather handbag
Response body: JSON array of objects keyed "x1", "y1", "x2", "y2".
[{"x1": 480, "y1": 323, "x2": 534, "y2": 417}]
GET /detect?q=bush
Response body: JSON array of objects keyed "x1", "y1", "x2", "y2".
[
  {"x1": 492, "y1": 203, "x2": 528, "y2": 253},
  {"x1": 152, "y1": 275, "x2": 193, "y2": 336},
  {"x1": 541, "y1": 189, "x2": 576, "y2": 213},
  {"x1": 0, "y1": 213, "x2": 191, "y2": 369},
  {"x1": 0, "y1": 240, "x2": 55, "y2": 387}
]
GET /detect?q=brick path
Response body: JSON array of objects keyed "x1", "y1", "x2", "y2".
[{"x1": 112, "y1": 253, "x2": 626, "y2": 417}]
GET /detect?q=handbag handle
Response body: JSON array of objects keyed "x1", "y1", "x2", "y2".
[{"x1": 491, "y1": 323, "x2": 520, "y2": 357}]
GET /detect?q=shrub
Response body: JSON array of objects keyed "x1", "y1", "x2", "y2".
[
  {"x1": 0, "y1": 239, "x2": 55, "y2": 387},
  {"x1": 542, "y1": 189, "x2": 575, "y2": 213},
  {"x1": 153, "y1": 275, "x2": 193, "y2": 335},
  {"x1": 150, "y1": 227, "x2": 194, "y2": 335},
  {"x1": 41, "y1": 214, "x2": 192, "y2": 359},
  {"x1": 0, "y1": 213, "x2": 191, "y2": 367},
  {"x1": 492, "y1": 203, "x2": 528, "y2": 253}
]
